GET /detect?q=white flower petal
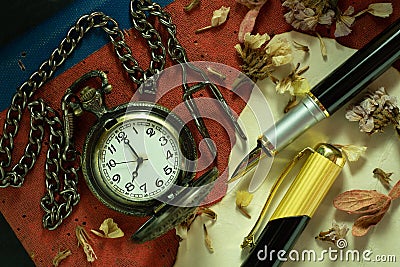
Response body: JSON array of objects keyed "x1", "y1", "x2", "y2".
[
  {"x1": 368, "y1": 3, "x2": 393, "y2": 18},
  {"x1": 211, "y1": 6, "x2": 230, "y2": 26}
]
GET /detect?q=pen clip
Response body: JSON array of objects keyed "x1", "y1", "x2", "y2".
[{"x1": 241, "y1": 147, "x2": 314, "y2": 249}]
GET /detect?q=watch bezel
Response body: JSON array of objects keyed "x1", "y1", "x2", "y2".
[{"x1": 82, "y1": 101, "x2": 197, "y2": 216}]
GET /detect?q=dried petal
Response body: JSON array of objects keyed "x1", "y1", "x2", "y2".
[
  {"x1": 244, "y1": 32, "x2": 270, "y2": 49},
  {"x1": 315, "y1": 221, "x2": 349, "y2": 244},
  {"x1": 316, "y1": 33, "x2": 327, "y2": 58},
  {"x1": 76, "y1": 226, "x2": 97, "y2": 263},
  {"x1": 291, "y1": 76, "x2": 310, "y2": 96},
  {"x1": 196, "y1": 6, "x2": 230, "y2": 33},
  {"x1": 367, "y1": 3, "x2": 393, "y2": 18},
  {"x1": 236, "y1": 190, "x2": 254, "y2": 207},
  {"x1": 91, "y1": 218, "x2": 124, "y2": 238},
  {"x1": 335, "y1": 20, "x2": 352, "y2": 37},
  {"x1": 339, "y1": 145, "x2": 367, "y2": 162},
  {"x1": 345, "y1": 109, "x2": 363, "y2": 121},
  {"x1": 176, "y1": 223, "x2": 188, "y2": 241},
  {"x1": 373, "y1": 168, "x2": 392, "y2": 187},
  {"x1": 293, "y1": 40, "x2": 309, "y2": 52},
  {"x1": 236, "y1": 190, "x2": 254, "y2": 218},
  {"x1": 203, "y1": 224, "x2": 214, "y2": 253},
  {"x1": 352, "y1": 203, "x2": 390, "y2": 236},
  {"x1": 52, "y1": 249, "x2": 72, "y2": 267},
  {"x1": 184, "y1": 0, "x2": 200, "y2": 12},
  {"x1": 388, "y1": 179, "x2": 400, "y2": 200},
  {"x1": 211, "y1": 6, "x2": 230, "y2": 26},
  {"x1": 333, "y1": 190, "x2": 390, "y2": 214},
  {"x1": 236, "y1": 0, "x2": 268, "y2": 41}
]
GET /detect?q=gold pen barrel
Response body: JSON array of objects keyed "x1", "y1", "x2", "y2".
[
  {"x1": 270, "y1": 143, "x2": 345, "y2": 220},
  {"x1": 242, "y1": 144, "x2": 346, "y2": 267}
]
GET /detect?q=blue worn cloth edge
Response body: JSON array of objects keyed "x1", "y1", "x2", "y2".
[{"x1": 0, "y1": 0, "x2": 173, "y2": 110}]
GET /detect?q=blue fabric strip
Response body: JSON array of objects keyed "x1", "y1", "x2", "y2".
[{"x1": 0, "y1": 0, "x2": 173, "y2": 110}]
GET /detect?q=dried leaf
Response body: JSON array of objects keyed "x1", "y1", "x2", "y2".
[
  {"x1": 76, "y1": 226, "x2": 97, "y2": 263},
  {"x1": 91, "y1": 218, "x2": 124, "y2": 238},
  {"x1": 333, "y1": 190, "x2": 390, "y2": 214},
  {"x1": 389, "y1": 179, "x2": 400, "y2": 200},
  {"x1": 52, "y1": 249, "x2": 72, "y2": 267},
  {"x1": 352, "y1": 203, "x2": 390, "y2": 236}
]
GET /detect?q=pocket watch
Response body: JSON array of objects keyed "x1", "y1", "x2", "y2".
[{"x1": 69, "y1": 71, "x2": 198, "y2": 216}]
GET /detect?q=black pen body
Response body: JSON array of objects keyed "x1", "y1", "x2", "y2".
[
  {"x1": 242, "y1": 215, "x2": 310, "y2": 267},
  {"x1": 311, "y1": 17, "x2": 400, "y2": 114}
]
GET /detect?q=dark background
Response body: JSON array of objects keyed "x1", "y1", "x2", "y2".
[
  {"x1": 0, "y1": 0, "x2": 74, "y2": 46},
  {"x1": 0, "y1": 1, "x2": 73, "y2": 265}
]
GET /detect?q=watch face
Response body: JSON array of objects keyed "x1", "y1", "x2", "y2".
[{"x1": 98, "y1": 116, "x2": 180, "y2": 201}]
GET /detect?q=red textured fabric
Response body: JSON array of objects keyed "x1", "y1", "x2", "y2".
[{"x1": 0, "y1": 0, "x2": 399, "y2": 266}]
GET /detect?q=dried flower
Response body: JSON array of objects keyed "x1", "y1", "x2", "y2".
[
  {"x1": 184, "y1": 0, "x2": 200, "y2": 12},
  {"x1": 274, "y1": 63, "x2": 310, "y2": 96},
  {"x1": 282, "y1": 0, "x2": 335, "y2": 31},
  {"x1": 176, "y1": 207, "x2": 217, "y2": 241},
  {"x1": 235, "y1": 33, "x2": 293, "y2": 82},
  {"x1": 345, "y1": 87, "x2": 400, "y2": 136},
  {"x1": 236, "y1": 0, "x2": 269, "y2": 42},
  {"x1": 334, "y1": 144, "x2": 367, "y2": 162},
  {"x1": 356, "y1": 3, "x2": 393, "y2": 18},
  {"x1": 52, "y1": 249, "x2": 72, "y2": 267},
  {"x1": 315, "y1": 221, "x2": 349, "y2": 245},
  {"x1": 373, "y1": 168, "x2": 392, "y2": 188},
  {"x1": 282, "y1": 1, "x2": 392, "y2": 38},
  {"x1": 236, "y1": 190, "x2": 254, "y2": 218},
  {"x1": 203, "y1": 224, "x2": 214, "y2": 253},
  {"x1": 333, "y1": 179, "x2": 400, "y2": 236},
  {"x1": 196, "y1": 6, "x2": 230, "y2": 33},
  {"x1": 76, "y1": 226, "x2": 97, "y2": 262},
  {"x1": 91, "y1": 218, "x2": 124, "y2": 238},
  {"x1": 335, "y1": 6, "x2": 355, "y2": 37},
  {"x1": 284, "y1": 96, "x2": 299, "y2": 113}
]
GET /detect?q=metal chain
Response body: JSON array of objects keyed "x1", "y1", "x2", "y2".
[{"x1": 130, "y1": 0, "x2": 188, "y2": 65}]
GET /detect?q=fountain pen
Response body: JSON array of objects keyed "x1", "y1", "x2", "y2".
[{"x1": 230, "y1": 18, "x2": 400, "y2": 190}]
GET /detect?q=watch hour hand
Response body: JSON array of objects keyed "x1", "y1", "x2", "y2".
[
  {"x1": 126, "y1": 141, "x2": 140, "y2": 159},
  {"x1": 131, "y1": 157, "x2": 147, "y2": 182}
]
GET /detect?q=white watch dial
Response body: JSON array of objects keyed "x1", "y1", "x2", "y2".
[{"x1": 99, "y1": 117, "x2": 180, "y2": 201}]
